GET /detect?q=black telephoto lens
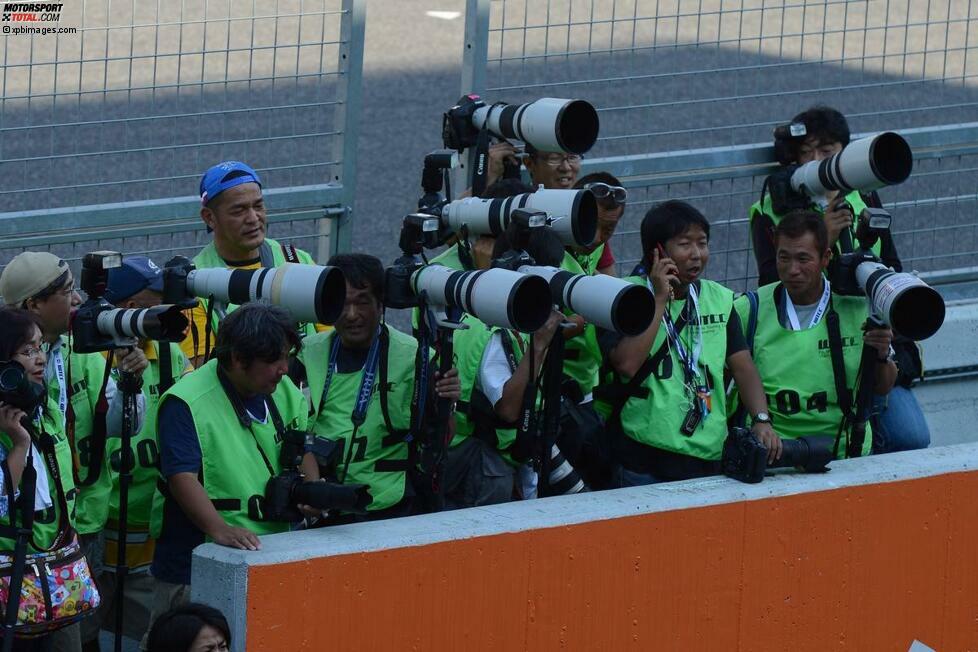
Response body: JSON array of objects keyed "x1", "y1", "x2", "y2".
[
  {"x1": 773, "y1": 435, "x2": 834, "y2": 473},
  {"x1": 292, "y1": 480, "x2": 373, "y2": 515}
]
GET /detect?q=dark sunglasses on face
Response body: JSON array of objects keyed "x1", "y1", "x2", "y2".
[{"x1": 584, "y1": 182, "x2": 627, "y2": 205}]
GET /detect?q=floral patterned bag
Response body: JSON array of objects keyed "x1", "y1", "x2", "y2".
[{"x1": 0, "y1": 428, "x2": 100, "y2": 639}]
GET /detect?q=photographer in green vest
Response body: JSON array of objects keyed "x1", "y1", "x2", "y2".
[
  {"x1": 733, "y1": 210, "x2": 897, "y2": 456},
  {"x1": 294, "y1": 253, "x2": 460, "y2": 521},
  {"x1": 149, "y1": 303, "x2": 318, "y2": 628},
  {"x1": 179, "y1": 161, "x2": 320, "y2": 366},
  {"x1": 750, "y1": 105, "x2": 901, "y2": 286},
  {"x1": 86, "y1": 256, "x2": 194, "y2": 646},
  {"x1": 597, "y1": 201, "x2": 779, "y2": 485}
]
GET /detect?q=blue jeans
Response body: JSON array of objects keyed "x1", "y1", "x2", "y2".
[{"x1": 871, "y1": 386, "x2": 931, "y2": 454}]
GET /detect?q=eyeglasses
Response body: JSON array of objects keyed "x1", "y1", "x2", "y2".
[
  {"x1": 538, "y1": 153, "x2": 582, "y2": 167},
  {"x1": 16, "y1": 346, "x2": 45, "y2": 360},
  {"x1": 56, "y1": 285, "x2": 77, "y2": 297},
  {"x1": 584, "y1": 182, "x2": 627, "y2": 205}
]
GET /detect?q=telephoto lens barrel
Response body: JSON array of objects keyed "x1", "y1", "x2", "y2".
[
  {"x1": 471, "y1": 98, "x2": 599, "y2": 155},
  {"x1": 855, "y1": 262, "x2": 945, "y2": 340},
  {"x1": 186, "y1": 263, "x2": 347, "y2": 325},
  {"x1": 94, "y1": 305, "x2": 189, "y2": 343},
  {"x1": 441, "y1": 188, "x2": 598, "y2": 247},
  {"x1": 790, "y1": 132, "x2": 913, "y2": 198},
  {"x1": 771, "y1": 435, "x2": 835, "y2": 473},
  {"x1": 411, "y1": 264, "x2": 552, "y2": 332},
  {"x1": 519, "y1": 265, "x2": 655, "y2": 335},
  {"x1": 292, "y1": 480, "x2": 372, "y2": 515}
]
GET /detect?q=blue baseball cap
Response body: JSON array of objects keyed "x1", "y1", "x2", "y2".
[
  {"x1": 199, "y1": 161, "x2": 262, "y2": 206},
  {"x1": 104, "y1": 256, "x2": 164, "y2": 304}
]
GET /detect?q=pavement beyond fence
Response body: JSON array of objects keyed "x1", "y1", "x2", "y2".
[{"x1": 194, "y1": 442, "x2": 978, "y2": 652}]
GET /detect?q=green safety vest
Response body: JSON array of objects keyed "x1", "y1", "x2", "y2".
[
  {"x1": 732, "y1": 283, "x2": 872, "y2": 457},
  {"x1": 609, "y1": 277, "x2": 735, "y2": 461},
  {"x1": 0, "y1": 395, "x2": 78, "y2": 553},
  {"x1": 749, "y1": 189, "x2": 882, "y2": 259},
  {"x1": 45, "y1": 337, "x2": 114, "y2": 536},
  {"x1": 192, "y1": 237, "x2": 319, "y2": 339},
  {"x1": 151, "y1": 359, "x2": 306, "y2": 538},
  {"x1": 105, "y1": 343, "x2": 189, "y2": 528},
  {"x1": 299, "y1": 326, "x2": 418, "y2": 512}
]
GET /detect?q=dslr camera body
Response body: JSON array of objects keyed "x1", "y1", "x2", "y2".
[
  {"x1": 722, "y1": 427, "x2": 834, "y2": 484},
  {"x1": 72, "y1": 251, "x2": 189, "y2": 354},
  {"x1": 263, "y1": 429, "x2": 371, "y2": 522}
]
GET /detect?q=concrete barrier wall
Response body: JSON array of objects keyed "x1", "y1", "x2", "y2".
[{"x1": 194, "y1": 443, "x2": 978, "y2": 652}]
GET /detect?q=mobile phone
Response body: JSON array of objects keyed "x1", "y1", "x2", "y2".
[{"x1": 656, "y1": 243, "x2": 680, "y2": 287}]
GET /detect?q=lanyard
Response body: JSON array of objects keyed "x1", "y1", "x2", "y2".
[
  {"x1": 784, "y1": 279, "x2": 832, "y2": 331},
  {"x1": 316, "y1": 327, "x2": 382, "y2": 427},
  {"x1": 51, "y1": 344, "x2": 67, "y2": 424},
  {"x1": 657, "y1": 282, "x2": 703, "y2": 383}
]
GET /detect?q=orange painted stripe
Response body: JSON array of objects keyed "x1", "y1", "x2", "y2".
[{"x1": 246, "y1": 473, "x2": 978, "y2": 651}]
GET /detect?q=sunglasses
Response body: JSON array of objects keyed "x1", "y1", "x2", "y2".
[{"x1": 584, "y1": 182, "x2": 627, "y2": 205}]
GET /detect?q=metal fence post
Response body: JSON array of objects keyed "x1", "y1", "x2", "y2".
[
  {"x1": 453, "y1": 0, "x2": 492, "y2": 194},
  {"x1": 326, "y1": 0, "x2": 368, "y2": 259}
]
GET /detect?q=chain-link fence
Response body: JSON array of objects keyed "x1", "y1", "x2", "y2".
[
  {"x1": 0, "y1": 0, "x2": 364, "y2": 278},
  {"x1": 462, "y1": 0, "x2": 978, "y2": 290}
]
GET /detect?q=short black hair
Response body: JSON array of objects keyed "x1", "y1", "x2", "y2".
[
  {"x1": 775, "y1": 209, "x2": 829, "y2": 253},
  {"x1": 0, "y1": 308, "x2": 42, "y2": 362},
  {"x1": 786, "y1": 105, "x2": 851, "y2": 159},
  {"x1": 491, "y1": 223, "x2": 565, "y2": 267},
  {"x1": 214, "y1": 303, "x2": 301, "y2": 369},
  {"x1": 326, "y1": 253, "x2": 385, "y2": 304},
  {"x1": 483, "y1": 178, "x2": 534, "y2": 199},
  {"x1": 640, "y1": 200, "x2": 711, "y2": 260},
  {"x1": 575, "y1": 171, "x2": 622, "y2": 189},
  {"x1": 146, "y1": 603, "x2": 231, "y2": 652}
]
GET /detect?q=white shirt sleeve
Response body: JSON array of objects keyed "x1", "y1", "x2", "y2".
[{"x1": 477, "y1": 331, "x2": 516, "y2": 408}]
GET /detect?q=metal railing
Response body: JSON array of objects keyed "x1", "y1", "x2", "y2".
[
  {"x1": 0, "y1": 0, "x2": 365, "y2": 274},
  {"x1": 460, "y1": 0, "x2": 978, "y2": 291}
]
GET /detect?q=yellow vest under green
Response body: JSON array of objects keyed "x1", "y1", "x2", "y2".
[
  {"x1": 106, "y1": 342, "x2": 189, "y2": 528},
  {"x1": 192, "y1": 237, "x2": 318, "y2": 338},
  {"x1": 46, "y1": 337, "x2": 113, "y2": 536},
  {"x1": 614, "y1": 278, "x2": 735, "y2": 461},
  {"x1": 299, "y1": 327, "x2": 419, "y2": 512},
  {"x1": 152, "y1": 359, "x2": 306, "y2": 538},
  {"x1": 732, "y1": 283, "x2": 872, "y2": 457},
  {"x1": 0, "y1": 395, "x2": 77, "y2": 553}
]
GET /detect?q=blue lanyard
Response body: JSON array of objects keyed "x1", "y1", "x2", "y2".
[
  {"x1": 317, "y1": 327, "x2": 383, "y2": 427},
  {"x1": 661, "y1": 288, "x2": 702, "y2": 384}
]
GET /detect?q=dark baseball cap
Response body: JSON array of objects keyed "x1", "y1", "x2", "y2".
[
  {"x1": 199, "y1": 161, "x2": 262, "y2": 206},
  {"x1": 104, "y1": 256, "x2": 164, "y2": 304}
]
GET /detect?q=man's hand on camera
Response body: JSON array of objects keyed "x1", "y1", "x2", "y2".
[
  {"x1": 562, "y1": 314, "x2": 587, "y2": 340},
  {"x1": 211, "y1": 523, "x2": 262, "y2": 551},
  {"x1": 533, "y1": 311, "x2": 566, "y2": 358},
  {"x1": 751, "y1": 422, "x2": 782, "y2": 465},
  {"x1": 471, "y1": 235, "x2": 496, "y2": 270},
  {"x1": 114, "y1": 347, "x2": 149, "y2": 378},
  {"x1": 863, "y1": 324, "x2": 894, "y2": 360},
  {"x1": 434, "y1": 367, "x2": 461, "y2": 402},
  {"x1": 487, "y1": 141, "x2": 521, "y2": 187},
  {"x1": 824, "y1": 197, "x2": 854, "y2": 248}
]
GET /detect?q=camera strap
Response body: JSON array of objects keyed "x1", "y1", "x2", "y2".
[
  {"x1": 215, "y1": 366, "x2": 278, "y2": 480},
  {"x1": 67, "y1": 349, "x2": 114, "y2": 488},
  {"x1": 157, "y1": 342, "x2": 175, "y2": 395},
  {"x1": 825, "y1": 301, "x2": 856, "y2": 458},
  {"x1": 469, "y1": 103, "x2": 505, "y2": 198},
  {"x1": 316, "y1": 328, "x2": 383, "y2": 484}
]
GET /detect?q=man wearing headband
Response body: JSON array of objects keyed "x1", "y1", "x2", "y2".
[{"x1": 181, "y1": 161, "x2": 320, "y2": 366}]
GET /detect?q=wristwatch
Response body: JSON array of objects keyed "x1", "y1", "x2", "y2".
[{"x1": 751, "y1": 412, "x2": 773, "y2": 426}]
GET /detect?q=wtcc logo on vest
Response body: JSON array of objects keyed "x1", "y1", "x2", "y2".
[{"x1": 2, "y1": 2, "x2": 63, "y2": 22}]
